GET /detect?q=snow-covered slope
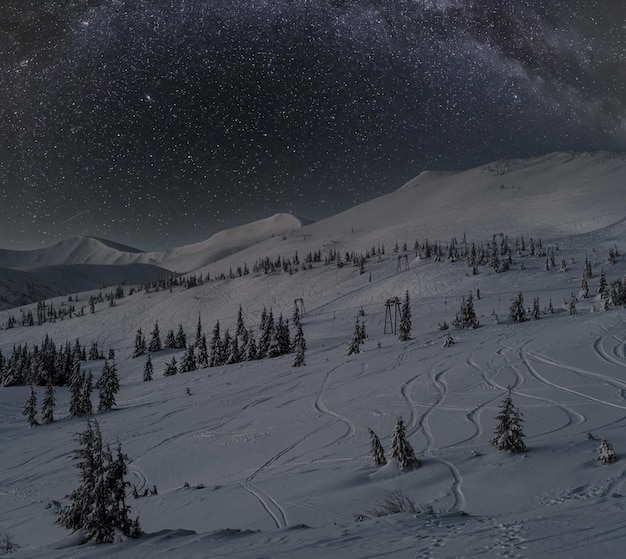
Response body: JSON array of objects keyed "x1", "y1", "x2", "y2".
[{"x1": 1, "y1": 151, "x2": 626, "y2": 558}]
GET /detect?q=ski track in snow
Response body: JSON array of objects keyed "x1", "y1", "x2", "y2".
[{"x1": 314, "y1": 364, "x2": 356, "y2": 444}]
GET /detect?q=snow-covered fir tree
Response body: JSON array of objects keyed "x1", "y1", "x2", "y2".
[
  {"x1": 132, "y1": 328, "x2": 146, "y2": 358},
  {"x1": 568, "y1": 292, "x2": 577, "y2": 315},
  {"x1": 57, "y1": 418, "x2": 142, "y2": 543},
  {"x1": 398, "y1": 291, "x2": 412, "y2": 341},
  {"x1": 531, "y1": 296, "x2": 540, "y2": 320},
  {"x1": 292, "y1": 300, "x2": 301, "y2": 327},
  {"x1": 196, "y1": 335, "x2": 209, "y2": 368},
  {"x1": 80, "y1": 372, "x2": 94, "y2": 416},
  {"x1": 258, "y1": 310, "x2": 275, "y2": 359},
  {"x1": 195, "y1": 314, "x2": 203, "y2": 347},
  {"x1": 368, "y1": 428, "x2": 387, "y2": 466},
  {"x1": 236, "y1": 305, "x2": 246, "y2": 340},
  {"x1": 164, "y1": 357, "x2": 178, "y2": 377},
  {"x1": 597, "y1": 439, "x2": 617, "y2": 464},
  {"x1": 346, "y1": 317, "x2": 364, "y2": 355},
  {"x1": 22, "y1": 385, "x2": 38, "y2": 427},
  {"x1": 181, "y1": 345, "x2": 198, "y2": 372},
  {"x1": 69, "y1": 370, "x2": 83, "y2": 417},
  {"x1": 491, "y1": 389, "x2": 526, "y2": 453},
  {"x1": 143, "y1": 354, "x2": 153, "y2": 382},
  {"x1": 584, "y1": 256, "x2": 593, "y2": 278},
  {"x1": 175, "y1": 324, "x2": 187, "y2": 349},
  {"x1": 246, "y1": 329, "x2": 258, "y2": 361},
  {"x1": 452, "y1": 293, "x2": 479, "y2": 328},
  {"x1": 389, "y1": 416, "x2": 419, "y2": 470},
  {"x1": 209, "y1": 320, "x2": 223, "y2": 367},
  {"x1": 98, "y1": 359, "x2": 119, "y2": 411},
  {"x1": 226, "y1": 335, "x2": 241, "y2": 365},
  {"x1": 579, "y1": 275, "x2": 589, "y2": 299},
  {"x1": 164, "y1": 329, "x2": 177, "y2": 349},
  {"x1": 292, "y1": 323, "x2": 306, "y2": 367},
  {"x1": 509, "y1": 292, "x2": 526, "y2": 323},
  {"x1": 148, "y1": 321, "x2": 162, "y2": 353},
  {"x1": 42, "y1": 382, "x2": 56, "y2": 424}
]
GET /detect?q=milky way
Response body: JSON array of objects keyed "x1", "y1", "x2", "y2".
[{"x1": 1, "y1": 0, "x2": 625, "y2": 250}]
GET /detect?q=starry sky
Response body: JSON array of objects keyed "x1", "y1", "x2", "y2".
[{"x1": 1, "y1": 0, "x2": 625, "y2": 250}]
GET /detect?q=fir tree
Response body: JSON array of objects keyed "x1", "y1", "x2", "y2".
[
  {"x1": 164, "y1": 329, "x2": 176, "y2": 349},
  {"x1": 453, "y1": 293, "x2": 479, "y2": 328},
  {"x1": 509, "y1": 292, "x2": 526, "y2": 323},
  {"x1": 132, "y1": 328, "x2": 146, "y2": 358},
  {"x1": 246, "y1": 330, "x2": 258, "y2": 361},
  {"x1": 398, "y1": 291, "x2": 412, "y2": 341},
  {"x1": 22, "y1": 385, "x2": 39, "y2": 427},
  {"x1": 226, "y1": 335, "x2": 241, "y2": 365},
  {"x1": 346, "y1": 317, "x2": 364, "y2": 355},
  {"x1": 80, "y1": 372, "x2": 94, "y2": 416},
  {"x1": 292, "y1": 323, "x2": 306, "y2": 367},
  {"x1": 568, "y1": 292, "x2": 578, "y2": 315},
  {"x1": 163, "y1": 357, "x2": 178, "y2": 377},
  {"x1": 491, "y1": 389, "x2": 526, "y2": 453},
  {"x1": 148, "y1": 321, "x2": 162, "y2": 353},
  {"x1": 368, "y1": 428, "x2": 387, "y2": 466},
  {"x1": 597, "y1": 439, "x2": 617, "y2": 464},
  {"x1": 98, "y1": 359, "x2": 119, "y2": 411},
  {"x1": 389, "y1": 416, "x2": 419, "y2": 470},
  {"x1": 57, "y1": 418, "x2": 142, "y2": 543},
  {"x1": 579, "y1": 276, "x2": 589, "y2": 299},
  {"x1": 236, "y1": 305, "x2": 246, "y2": 339},
  {"x1": 42, "y1": 382, "x2": 56, "y2": 424},
  {"x1": 143, "y1": 354, "x2": 154, "y2": 382},
  {"x1": 196, "y1": 335, "x2": 209, "y2": 368},
  {"x1": 195, "y1": 314, "x2": 203, "y2": 347},
  {"x1": 181, "y1": 345, "x2": 198, "y2": 372},
  {"x1": 70, "y1": 370, "x2": 83, "y2": 417},
  {"x1": 584, "y1": 256, "x2": 593, "y2": 278},
  {"x1": 531, "y1": 296, "x2": 540, "y2": 320},
  {"x1": 209, "y1": 320, "x2": 223, "y2": 367},
  {"x1": 258, "y1": 310, "x2": 274, "y2": 359},
  {"x1": 292, "y1": 300, "x2": 301, "y2": 327},
  {"x1": 175, "y1": 324, "x2": 187, "y2": 349}
]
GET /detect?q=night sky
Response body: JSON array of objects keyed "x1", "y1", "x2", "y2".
[{"x1": 1, "y1": 1, "x2": 625, "y2": 250}]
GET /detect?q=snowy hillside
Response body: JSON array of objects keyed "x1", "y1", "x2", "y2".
[{"x1": 1, "y1": 151, "x2": 626, "y2": 558}]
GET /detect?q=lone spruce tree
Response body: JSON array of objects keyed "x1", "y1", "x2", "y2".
[
  {"x1": 143, "y1": 354, "x2": 154, "y2": 381},
  {"x1": 509, "y1": 292, "x2": 526, "y2": 323},
  {"x1": 398, "y1": 291, "x2": 412, "y2": 341},
  {"x1": 389, "y1": 416, "x2": 419, "y2": 470},
  {"x1": 98, "y1": 359, "x2": 119, "y2": 411},
  {"x1": 346, "y1": 317, "x2": 364, "y2": 355},
  {"x1": 57, "y1": 418, "x2": 141, "y2": 543},
  {"x1": 292, "y1": 323, "x2": 306, "y2": 367},
  {"x1": 491, "y1": 389, "x2": 526, "y2": 453},
  {"x1": 23, "y1": 386, "x2": 39, "y2": 427},
  {"x1": 368, "y1": 428, "x2": 387, "y2": 466},
  {"x1": 42, "y1": 382, "x2": 56, "y2": 424}
]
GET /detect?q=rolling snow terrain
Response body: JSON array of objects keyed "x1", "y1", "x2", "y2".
[{"x1": 2, "y1": 152, "x2": 626, "y2": 558}]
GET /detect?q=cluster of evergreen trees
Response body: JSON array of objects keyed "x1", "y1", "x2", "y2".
[
  {"x1": 22, "y1": 358, "x2": 120, "y2": 426},
  {"x1": 0, "y1": 336, "x2": 110, "y2": 387},
  {"x1": 369, "y1": 416, "x2": 420, "y2": 470},
  {"x1": 136, "y1": 303, "x2": 307, "y2": 377}
]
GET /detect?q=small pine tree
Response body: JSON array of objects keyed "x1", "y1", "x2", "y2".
[
  {"x1": 132, "y1": 328, "x2": 147, "y2": 358},
  {"x1": 164, "y1": 357, "x2": 178, "y2": 377},
  {"x1": 209, "y1": 320, "x2": 223, "y2": 367},
  {"x1": 509, "y1": 292, "x2": 526, "y2": 323},
  {"x1": 368, "y1": 428, "x2": 387, "y2": 466},
  {"x1": 175, "y1": 324, "x2": 187, "y2": 349},
  {"x1": 389, "y1": 416, "x2": 419, "y2": 470},
  {"x1": 98, "y1": 359, "x2": 119, "y2": 411},
  {"x1": 80, "y1": 372, "x2": 94, "y2": 416},
  {"x1": 346, "y1": 317, "x2": 364, "y2": 355},
  {"x1": 181, "y1": 345, "x2": 198, "y2": 372},
  {"x1": 491, "y1": 389, "x2": 526, "y2": 453},
  {"x1": 164, "y1": 329, "x2": 176, "y2": 349},
  {"x1": 398, "y1": 291, "x2": 412, "y2": 341},
  {"x1": 236, "y1": 305, "x2": 246, "y2": 339},
  {"x1": 196, "y1": 335, "x2": 209, "y2": 368},
  {"x1": 148, "y1": 321, "x2": 162, "y2": 353},
  {"x1": 22, "y1": 385, "x2": 39, "y2": 427},
  {"x1": 195, "y1": 314, "x2": 203, "y2": 347},
  {"x1": 452, "y1": 294, "x2": 479, "y2": 328},
  {"x1": 579, "y1": 276, "x2": 589, "y2": 299},
  {"x1": 143, "y1": 354, "x2": 154, "y2": 381},
  {"x1": 531, "y1": 297, "x2": 540, "y2": 320},
  {"x1": 292, "y1": 323, "x2": 306, "y2": 367},
  {"x1": 42, "y1": 382, "x2": 56, "y2": 424},
  {"x1": 568, "y1": 292, "x2": 577, "y2": 315},
  {"x1": 597, "y1": 439, "x2": 617, "y2": 464}
]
